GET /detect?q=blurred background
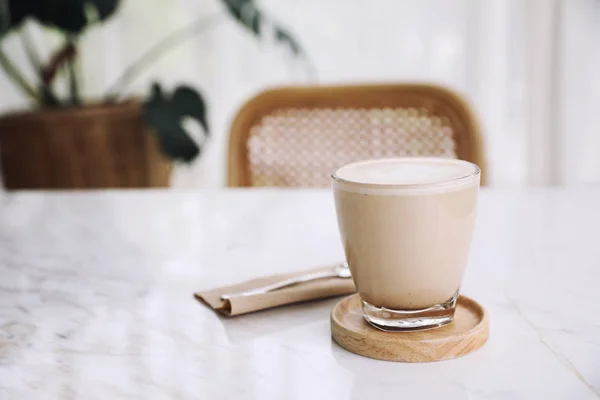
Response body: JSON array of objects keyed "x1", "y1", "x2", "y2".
[{"x1": 0, "y1": 0, "x2": 598, "y2": 188}]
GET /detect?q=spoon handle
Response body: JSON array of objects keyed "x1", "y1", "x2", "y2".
[{"x1": 221, "y1": 269, "x2": 341, "y2": 300}]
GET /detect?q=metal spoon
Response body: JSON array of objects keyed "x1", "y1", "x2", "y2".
[{"x1": 221, "y1": 263, "x2": 351, "y2": 300}]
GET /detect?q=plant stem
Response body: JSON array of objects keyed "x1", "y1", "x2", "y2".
[
  {"x1": 296, "y1": 49, "x2": 318, "y2": 82},
  {"x1": 19, "y1": 27, "x2": 42, "y2": 71},
  {"x1": 67, "y1": 59, "x2": 80, "y2": 105},
  {"x1": 67, "y1": 36, "x2": 80, "y2": 105},
  {"x1": 43, "y1": 42, "x2": 76, "y2": 86},
  {"x1": 19, "y1": 27, "x2": 62, "y2": 106},
  {"x1": 260, "y1": 12, "x2": 318, "y2": 83},
  {"x1": 0, "y1": 0, "x2": 9, "y2": 33},
  {"x1": 0, "y1": 47, "x2": 38, "y2": 101},
  {"x1": 104, "y1": 12, "x2": 225, "y2": 100}
]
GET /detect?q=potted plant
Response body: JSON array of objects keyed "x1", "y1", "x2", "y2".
[{"x1": 0, "y1": 0, "x2": 308, "y2": 189}]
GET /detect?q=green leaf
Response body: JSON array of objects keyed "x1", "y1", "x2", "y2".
[
  {"x1": 142, "y1": 83, "x2": 210, "y2": 163},
  {"x1": 274, "y1": 26, "x2": 302, "y2": 55},
  {"x1": 220, "y1": 0, "x2": 306, "y2": 57},
  {"x1": 0, "y1": 1, "x2": 35, "y2": 37},
  {"x1": 221, "y1": 0, "x2": 261, "y2": 36},
  {"x1": 40, "y1": 1, "x2": 88, "y2": 34},
  {"x1": 90, "y1": 0, "x2": 120, "y2": 20},
  {"x1": 172, "y1": 86, "x2": 209, "y2": 133},
  {"x1": 2, "y1": 0, "x2": 121, "y2": 36}
]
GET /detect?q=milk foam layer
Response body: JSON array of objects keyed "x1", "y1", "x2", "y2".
[{"x1": 333, "y1": 158, "x2": 480, "y2": 195}]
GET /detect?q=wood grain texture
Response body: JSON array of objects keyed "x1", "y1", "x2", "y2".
[
  {"x1": 228, "y1": 83, "x2": 487, "y2": 187},
  {"x1": 331, "y1": 294, "x2": 489, "y2": 363},
  {"x1": 0, "y1": 101, "x2": 171, "y2": 189}
]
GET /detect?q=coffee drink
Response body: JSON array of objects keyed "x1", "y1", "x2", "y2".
[{"x1": 332, "y1": 158, "x2": 480, "y2": 331}]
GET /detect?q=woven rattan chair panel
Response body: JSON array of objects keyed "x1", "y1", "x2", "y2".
[
  {"x1": 228, "y1": 85, "x2": 486, "y2": 187},
  {"x1": 248, "y1": 107, "x2": 456, "y2": 187}
]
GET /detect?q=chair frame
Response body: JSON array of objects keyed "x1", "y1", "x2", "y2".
[{"x1": 228, "y1": 84, "x2": 487, "y2": 187}]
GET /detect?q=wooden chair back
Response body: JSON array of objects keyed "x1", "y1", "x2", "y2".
[{"x1": 228, "y1": 84, "x2": 486, "y2": 187}]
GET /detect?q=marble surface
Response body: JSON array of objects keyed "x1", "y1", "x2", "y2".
[{"x1": 0, "y1": 188, "x2": 599, "y2": 399}]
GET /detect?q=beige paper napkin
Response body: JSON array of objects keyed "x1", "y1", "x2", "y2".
[{"x1": 195, "y1": 264, "x2": 356, "y2": 316}]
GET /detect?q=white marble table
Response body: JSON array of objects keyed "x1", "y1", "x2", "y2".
[{"x1": 0, "y1": 189, "x2": 599, "y2": 399}]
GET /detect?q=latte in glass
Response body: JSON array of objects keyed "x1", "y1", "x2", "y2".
[{"x1": 332, "y1": 157, "x2": 480, "y2": 331}]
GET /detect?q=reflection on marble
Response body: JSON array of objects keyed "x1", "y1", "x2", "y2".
[{"x1": 0, "y1": 189, "x2": 599, "y2": 399}]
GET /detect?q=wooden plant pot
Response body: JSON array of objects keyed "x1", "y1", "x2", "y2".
[{"x1": 0, "y1": 101, "x2": 171, "y2": 189}]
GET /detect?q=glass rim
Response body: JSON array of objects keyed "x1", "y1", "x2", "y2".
[{"x1": 330, "y1": 157, "x2": 481, "y2": 190}]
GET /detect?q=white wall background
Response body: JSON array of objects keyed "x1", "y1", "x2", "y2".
[{"x1": 0, "y1": 0, "x2": 598, "y2": 187}]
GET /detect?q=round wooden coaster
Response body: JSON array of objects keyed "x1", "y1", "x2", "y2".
[{"x1": 331, "y1": 294, "x2": 489, "y2": 362}]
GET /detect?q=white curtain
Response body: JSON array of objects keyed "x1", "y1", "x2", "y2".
[{"x1": 0, "y1": 0, "x2": 598, "y2": 187}]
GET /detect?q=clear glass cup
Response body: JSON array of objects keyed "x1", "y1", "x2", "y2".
[{"x1": 332, "y1": 158, "x2": 480, "y2": 331}]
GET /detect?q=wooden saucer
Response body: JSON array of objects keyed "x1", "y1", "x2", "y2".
[{"x1": 331, "y1": 294, "x2": 489, "y2": 362}]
